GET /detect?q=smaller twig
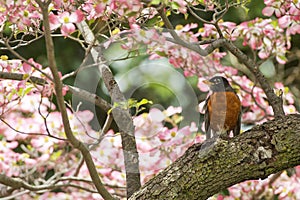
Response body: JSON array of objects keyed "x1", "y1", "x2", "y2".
[
  {"x1": 0, "y1": 118, "x2": 67, "y2": 141},
  {"x1": 37, "y1": 91, "x2": 54, "y2": 137},
  {"x1": 0, "y1": 34, "x2": 44, "y2": 50},
  {"x1": 213, "y1": 0, "x2": 229, "y2": 23},
  {"x1": 0, "y1": 190, "x2": 30, "y2": 200},
  {"x1": 88, "y1": 113, "x2": 113, "y2": 151},
  {"x1": 4, "y1": 40, "x2": 53, "y2": 81},
  {"x1": 0, "y1": 71, "x2": 112, "y2": 112},
  {"x1": 73, "y1": 156, "x2": 85, "y2": 177},
  {"x1": 66, "y1": 101, "x2": 98, "y2": 140},
  {"x1": 222, "y1": 39, "x2": 285, "y2": 117},
  {"x1": 250, "y1": 80, "x2": 272, "y2": 118},
  {"x1": 101, "y1": 113, "x2": 113, "y2": 136},
  {"x1": 68, "y1": 85, "x2": 111, "y2": 112},
  {"x1": 187, "y1": 5, "x2": 213, "y2": 25}
]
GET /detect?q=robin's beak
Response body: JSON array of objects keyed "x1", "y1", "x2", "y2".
[{"x1": 202, "y1": 79, "x2": 213, "y2": 85}]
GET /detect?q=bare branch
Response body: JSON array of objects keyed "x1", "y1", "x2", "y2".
[
  {"x1": 0, "y1": 174, "x2": 99, "y2": 195},
  {"x1": 0, "y1": 71, "x2": 46, "y2": 85},
  {"x1": 34, "y1": 1, "x2": 115, "y2": 199},
  {"x1": 158, "y1": 7, "x2": 209, "y2": 56},
  {"x1": 68, "y1": 86, "x2": 111, "y2": 112},
  {"x1": 0, "y1": 34, "x2": 44, "y2": 50},
  {"x1": 0, "y1": 71, "x2": 111, "y2": 112},
  {"x1": 77, "y1": 20, "x2": 141, "y2": 197}
]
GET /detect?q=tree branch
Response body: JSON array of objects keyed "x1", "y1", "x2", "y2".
[
  {"x1": 158, "y1": 7, "x2": 209, "y2": 56},
  {"x1": 0, "y1": 71, "x2": 111, "y2": 112},
  {"x1": 77, "y1": 21, "x2": 141, "y2": 197},
  {"x1": 34, "y1": 1, "x2": 114, "y2": 199},
  {"x1": 100, "y1": 65, "x2": 141, "y2": 197},
  {"x1": 0, "y1": 174, "x2": 98, "y2": 195},
  {"x1": 129, "y1": 114, "x2": 300, "y2": 199},
  {"x1": 222, "y1": 40, "x2": 285, "y2": 117}
]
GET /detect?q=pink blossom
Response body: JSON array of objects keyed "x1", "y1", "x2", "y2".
[
  {"x1": 164, "y1": 106, "x2": 182, "y2": 116},
  {"x1": 49, "y1": 10, "x2": 84, "y2": 36},
  {"x1": 148, "y1": 108, "x2": 165, "y2": 122},
  {"x1": 278, "y1": 15, "x2": 291, "y2": 29},
  {"x1": 262, "y1": 6, "x2": 275, "y2": 16},
  {"x1": 198, "y1": 77, "x2": 210, "y2": 92},
  {"x1": 22, "y1": 62, "x2": 32, "y2": 73}
]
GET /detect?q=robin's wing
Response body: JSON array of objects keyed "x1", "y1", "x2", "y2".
[
  {"x1": 203, "y1": 96, "x2": 210, "y2": 133},
  {"x1": 233, "y1": 104, "x2": 242, "y2": 137}
]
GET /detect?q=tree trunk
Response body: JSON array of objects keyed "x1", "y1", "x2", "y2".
[{"x1": 129, "y1": 114, "x2": 300, "y2": 199}]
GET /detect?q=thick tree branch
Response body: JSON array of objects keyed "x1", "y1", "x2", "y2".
[
  {"x1": 77, "y1": 21, "x2": 141, "y2": 197},
  {"x1": 0, "y1": 71, "x2": 47, "y2": 85},
  {"x1": 129, "y1": 114, "x2": 300, "y2": 199},
  {"x1": 100, "y1": 65, "x2": 141, "y2": 198}
]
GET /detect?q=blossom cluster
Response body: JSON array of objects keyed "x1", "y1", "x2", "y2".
[
  {"x1": 234, "y1": 18, "x2": 289, "y2": 64},
  {"x1": 121, "y1": 23, "x2": 229, "y2": 77},
  {"x1": 263, "y1": 0, "x2": 300, "y2": 35},
  {"x1": 0, "y1": 0, "x2": 144, "y2": 36},
  {"x1": 0, "y1": 56, "x2": 67, "y2": 115},
  {"x1": 0, "y1": 0, "x2": 41, "y2": 31},
  {"x1": 133, "y1": 107, "x2": 200, "y2": 182},
  {"x1": 214, "y1": 167, "x2": 300, "y2": 199}
]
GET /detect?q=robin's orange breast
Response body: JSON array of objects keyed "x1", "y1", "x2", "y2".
[{"x1": 207, "y1": 91, "x2": 241, "y2": 132}]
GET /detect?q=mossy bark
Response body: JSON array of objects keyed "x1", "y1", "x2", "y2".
[{"x1": 130, "y1": 114, "x2": 300, "y2": 200}]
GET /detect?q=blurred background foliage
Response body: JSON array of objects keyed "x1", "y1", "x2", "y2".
[{"x1": 2, "y1": 1, "x2": 300, "y2": 131}]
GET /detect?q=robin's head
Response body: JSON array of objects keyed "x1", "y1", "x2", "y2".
[{"x1": 203, "y1": 76, "x2": 234, "y2": 92}]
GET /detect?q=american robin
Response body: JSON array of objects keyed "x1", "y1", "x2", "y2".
[{"x1": 203, "y1": 76, "x2": 241, "y2": 139}]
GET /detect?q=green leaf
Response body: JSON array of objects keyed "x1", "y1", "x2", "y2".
[
  {"x1": 127, "y1": 98, "x2": 137, "y2": 107},
  {"x1": 50, "y1": 150, "x2": 63, "y2": 161},
  {"x1": 23, "y1": 86, "x2": 33, "y2": 96},
  {"x1": 220, "y1": 188, "x2": 230, "y2": 196},
  {"x1": 7, "y1": 89, "x2": 16, "y2": 101},
  {"x1": 155, "y1": 51, "x2": 167, "y2": 57},
  {"x1": 184, "y1": 13, "x2": 189, "y2": 20},
  {"x1": 137, "y1": 98, "x2": 153, "y2": 107},
  {"x1": 17, "y1": 86, "x2": 33, "y2": 97},
  {"x1": 17, "y1": 88, "x2": 24, "y2": 97},
  {"x1": 170, "y1": 2, "x2": 180, "y2": 10},
  {"x1": 23, "y1": 73, "x2": 30, "y2": 80},
  {"x1": 150, "y1": 0, "x2": 161, "y2": 5}
]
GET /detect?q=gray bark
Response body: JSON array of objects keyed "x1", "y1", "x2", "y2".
[{"x1": 130, "y1": 114, "x2": 300, "y2": 200}]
